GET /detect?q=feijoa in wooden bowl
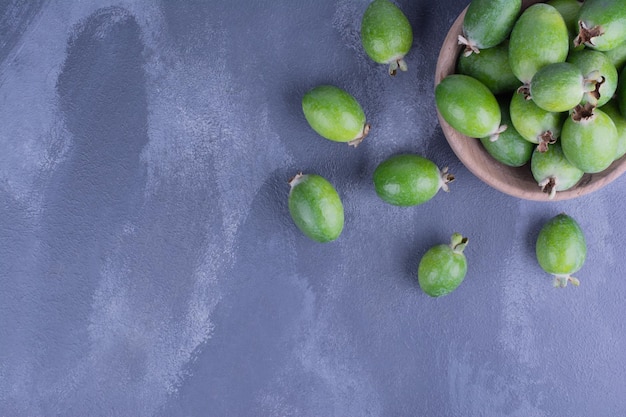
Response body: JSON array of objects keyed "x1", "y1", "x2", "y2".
[{"x1": 434, "y1": 0, "x2": 626, "y2": 201}]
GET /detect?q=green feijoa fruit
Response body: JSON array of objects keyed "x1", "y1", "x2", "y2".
[
  {"x1": 361, "y1": 0, "x2": 413, "y2": 76},
  {"x1": 456, "y1": 41, "x2": 522, "y2": 95},
  {"x1": 288, "y1": 173, "x2": 344, "y2": 243},
  {"x1": 561, "y1": 104, "x2": 618, "y2": 173},
  {"x1": 603, "y1": 39, "x2": 626, "y2": 71},
  {"x1": 372, "y1": 154, "x2": 454, "y2": 206},
  {"x1": 302, "y1": 85, "x2": 369, "y2": 147},
  {"x1": 458, "y1": 0, "x2": 521, "y2": 56},
  {"x1": 509, "y1": 3, "x2": 569, "y2": 84},
  {"x1": 574, "y1": 0, "x2": 626, "y2": 52},
  {"x1": 435, "y1": 74, "x2": 504, "y2": 140},
  {"x1": 480, "y1": 99, "x2": 533, "y2": 167},
  {"x1": 418, "y1": 233, "x2": 469, "y2": 297},
  {"x1": 509, "y1": 91, "x2": 564, "y2": 151},
  {"x1": 528, "y1": 62, "x2": 586, "y2": 112},
  {"x1": 531, "y1": 142, "x2": 584, "y2": 199},
  {"x1": 568, "y1": 49, "x2": 618, "y2": 108},
  {"x1": 536, "y1": 213, "x2": 586, "y2": 287},
  {"x1": 600, "y1": 100, "x2": 626, "y2": 160}
]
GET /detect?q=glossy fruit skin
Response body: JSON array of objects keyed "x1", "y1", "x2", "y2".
[
  {"x1": 530, "y1": 62, "x2": 584, "y2": 112},
  {"x1": 461, "y1": 0, "x2": 521, "y2": 52},
  {"x1": 567, "y1": 49, "x2": 618, "y2": 108},
  {"x1": 603, "y1": 39, "x2": 626, "y2": 71},
  {"x1": 600, "y1": 100, "x2": 626, "y2": 160},
  {"x1": 418, "y1": 234, "x2": 468, "y2": 297},
  {"x1": 575, "y1": 0, "x2": 626, "y2": 51},
  {"x1": 302, "y1": 85, "x2": 367, "y2": 143},
  {"x1": 561, "y1": 107, "x2": 618, "y2": 173},
  {"x1": 536, "y1": 213, "x2": 586, "y2": 285},
  {"x1": 361, "y1": 0, "x2": 413, "y2": 66},
  {"x1": 509, "y1": 4, "x2": 569, "y2": 84},
  {"x1": 548, "y1": 0, "x2": 583, "y2": 35},
  {"x1": 435, "y1": 74, "x2": 501, "y2": 139},
  {"x1": 288, "y1": 174, "x2": 344, "y2": 243},
  {"x1": 509, "y1": 91, "x2": 564, "y2": 146},
  {"x1": 373, "y1": 154, "x2": 447, "y2": 206},
  {"x1": 531, "y1": 142, "x2": 584, "y2": 198},
  {"x1": 480, "y1": 100, "x2": 533, "y2": 167},
  {"x1": 456, "y1": 41, "x2": 521, "y2": 95}
]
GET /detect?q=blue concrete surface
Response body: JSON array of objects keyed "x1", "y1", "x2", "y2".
[{"x1": 1, "y1": 1, "x2": 625, "y2": 416}]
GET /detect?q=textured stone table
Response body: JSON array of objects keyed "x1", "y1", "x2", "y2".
[{"x1": 1, "y1": 1, "x2": 625, "y2": 416}]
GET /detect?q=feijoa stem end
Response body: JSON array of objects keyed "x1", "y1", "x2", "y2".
[
  {"x1": 450, "y1": 233, "x2": 468, "y2": 254},
  {"x1": 537, "y1": 131, "x2": 557, "y2": 153},
  {"x1": 388, "y1": 58, "x2": 408, "y2": 76},
  {"x1": 572, "y1": 103, "x2": 596, "y2": 122},
  {"x1": 489, "y1": 125, "x2": 508, "y2": 142},
  {"x1": 538, "y1": 177, "x2": 558, "y2": 200},
  {"x1": 439, "y1": 166, "x2": 455, "y2": 192},
  {"x1": 574, "y1": 20, "x2": 604, "y2": 48},
  {"x1": 288, "y1": 172, "x2": 304, "y2": 187},
  {"x1": 457, "y1": 35, "x2": 480, "y2": 57},
  {"x1": 347, "y1": 123, "x2": 371, "y2": 148},
  {"x1": 553, "y1": 274, "x2": 580, "y2": 288}
]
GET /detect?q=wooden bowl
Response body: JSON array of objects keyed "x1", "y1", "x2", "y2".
[{"x1": 434, "y1": 0, "x2": 626, "y2": 201}]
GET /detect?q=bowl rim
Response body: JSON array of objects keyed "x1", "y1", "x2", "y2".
[{"x1": 434, "y1": 0, "x2": 626, "y2": 201}]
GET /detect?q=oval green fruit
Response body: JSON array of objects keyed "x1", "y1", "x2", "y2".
[
  {"x1": 480, "y1": 99, "x2": 533, "y2": 167},
  {"x1": 288, "y1": 173, "x2": 344, "y2": 243},
  {"x1": 361, "y1": 0, "x2": 413, "y2": 76},
  {"x1": 418, "y1": 233, "x2": 469, "y2": 297},
  {"x1": 536, "y1": 213, "x2": 586, "y2": 287},
  {"x1": 456, "y1": 41, "x2": 521, "y2": 95},
  {"x1": 561, "y1": 105, "x2": 618, "y2": 173},
  {"x1": 459, "y1": 0, "x2": 521, "y2": 55},
  {"x1": 575, "y1": 0, "x2": 626, "y2": 51},
  {"x1": 373, "y1": 154, "x2": 454, "y2": 206},
  {"x1": 529, "y1": 62, "x2": 585, "y2": 112},
  {"x1": 530, "y1": 142, "x2": 584, "y2": 199},
  {"x1": 302, "y1": 85, "x2": 369, "y2": 147},
  {"x1": 509, "y1": 91, "x2": 564, "y2": 151},
  {"x1": 567, "y1": 49, "x2": 618, "y2": 108},
  {"x1": 435, "y1": 74, "x2": 503, "y2": 140},
  {"x1": 509, "y1": 3, "x2": 569, "y2": 84}
]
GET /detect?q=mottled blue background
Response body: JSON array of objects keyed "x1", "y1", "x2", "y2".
[{"x1": 1, "y1": 1, "x2": 625, "y2": 416}]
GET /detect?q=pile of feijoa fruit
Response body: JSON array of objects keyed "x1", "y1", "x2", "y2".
[
  {"x1": 288, "y1": 0, "x2": 595, "y2": 296},
  {"x1": 436, "y1": 0, "x2": 626, "y2": 199}
]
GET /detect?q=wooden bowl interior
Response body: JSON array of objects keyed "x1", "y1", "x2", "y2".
[{"x1": 434, "y1": 0, "x2": 626, "y2": 201}]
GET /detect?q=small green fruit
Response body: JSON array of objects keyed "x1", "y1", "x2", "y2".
[
  {"x1": 458, "y1": 0, "x2": 521, "y2": 55},
  {"x1": 288, "y1": 173, "x2": 344, "y2": 243},
  {"x1": 536, "y1": 213, "x2": 586, "y2": 287},
  {"x1": 435, "y1": 74, "x2": 504, "y2": 140},
  {"x1": 302, "y1": 85, "x2": 369, "y2": 147},
  {"x1": 530, "y1": 142, "x2": 584, "y2": 199},
  {"x1": 561, "y1": 104, "x2": 618, "y2": 173},
  {"x1": 567, "y1": 49, "x2": 618, "y2": 108},
  {"x1": 418, "y1": 233, "x2": 469, "y2": 297},
  {"x1": 509, "y1": 91, "x2": 564, "y2": 151},
  {"x1": 361, "y1": 0, "x2": 413, "y2": 76},
  {"x1": 509, "y1": 3, "x2": 569, "y2": 84},
  {"x1": 373, "y1": 154, "x2": 454, "y2": 206}
]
